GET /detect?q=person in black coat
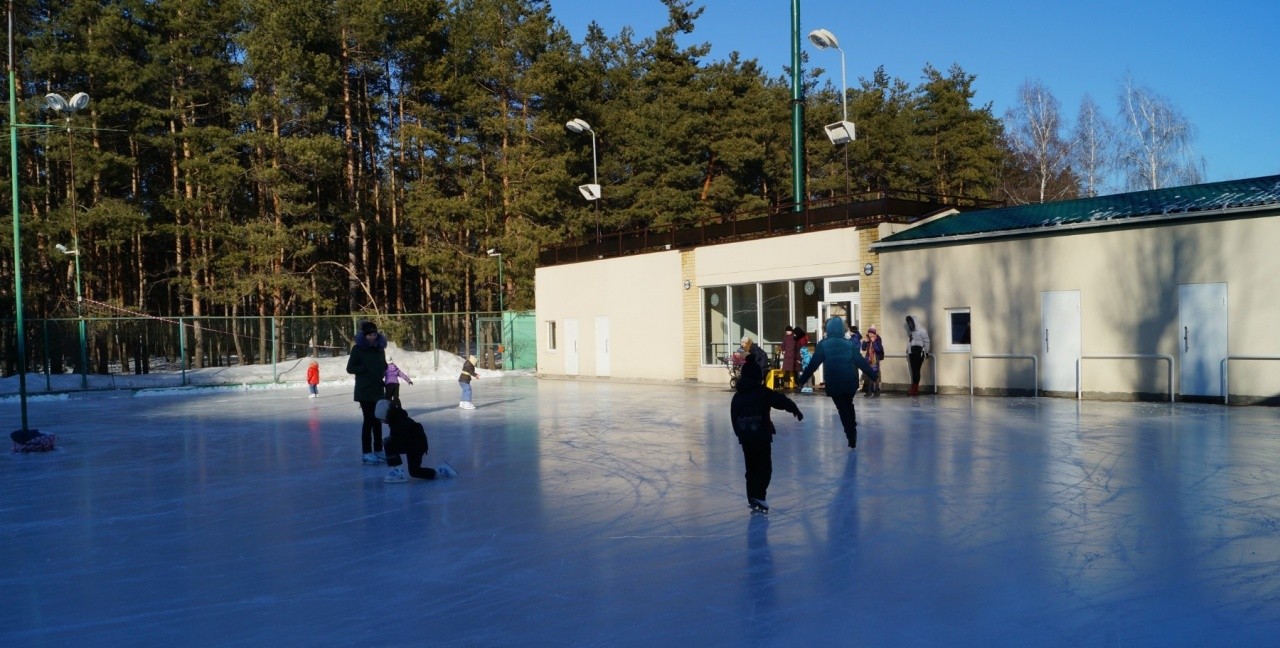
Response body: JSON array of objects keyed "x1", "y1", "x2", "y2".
[
  {"x1": 346, "y1": 321, "x2": 388, "y2": 465},
  {"x1": 382, "y1": 404, "x2": 457, "y2": 482},
  {"x1": 730, "y1": 359, "x2": 803, "y2": 514},
  {"x1": 738, "y1": 336, "x2": 770, "y2": 378}
]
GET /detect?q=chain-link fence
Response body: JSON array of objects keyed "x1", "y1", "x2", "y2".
[{"x1": 2, "y1": 311, "x2": 536, "y2": 386}]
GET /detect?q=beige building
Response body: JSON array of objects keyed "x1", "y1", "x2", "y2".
[
  {"x1": 537, "y1": 177, "x2": 1280, "y2": 404},
  {"x1": 872, "y1": 174, "x2": 1280, "y2": 404}
]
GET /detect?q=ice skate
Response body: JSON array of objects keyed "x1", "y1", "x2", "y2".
[
  {"x1": 384, "y1": 466, "x2": 407, "y2": 483},
  {"x1": 375, "y1": 451, "x2": 386, "y2": 463},
  {"x1": 458, "y1": 401, "x2": 467, "y2": 409},
  {"x1": 436, "y1": 462, "x2": 459, "y2": 478},
  {"x1": 362, "y1": 452, "x2": 381, "y2": 465},
  {"x1": 748, "y1": 498, "x2": 769, "y2": 514},
  {"x1": 460, "y1": 401, "x2": 475, "y2": 410}
]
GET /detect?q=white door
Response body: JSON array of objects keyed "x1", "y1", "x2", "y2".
[
  {"x1": 564, "y1": 318, "x2": 580, "y2": 376},
  {"x1": 1041, "y1": 291, "x2": 1081, "y2": 393},
  {"x1": 595, "y1": 316, "x2": 611, "y2": 377},
  {"x1": 1179, "y1": 283, "x2": 1228, "y2": 397}
]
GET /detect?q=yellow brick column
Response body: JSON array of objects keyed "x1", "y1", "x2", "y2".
[
  {"x1": 681, "y1": 251, "x2": 700, "y2": 381},
  {"x1": 858, "y1": 227, "x2": 882, "y2": 331}
]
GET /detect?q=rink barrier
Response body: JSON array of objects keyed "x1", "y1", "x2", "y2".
[
  {"x1": 968, "y1": 354, "x2": 1038, "y2": 397},
  {"x1": 1221, "y1": 356, "x2": 1280, "y2": 405},
  {"x1": 1076, "y1": 354, "x2": 1175, "y2": 403},
  {"x1": 882, "y1": 352, "x2": 937, "y2": 394}
]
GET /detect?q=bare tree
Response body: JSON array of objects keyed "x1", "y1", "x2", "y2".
[
  {"x1": 1116, "y1": 76, "x2": 1205, "y2": 190},
  {"x1": 1070, "y1": 93, "x2": 1114, "y2": 197},
  {"x1": 1003, "y1": 79, "x2": 1074, "y2": 203}
]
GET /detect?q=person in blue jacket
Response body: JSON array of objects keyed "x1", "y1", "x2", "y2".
[{"x1": 795, "y1": 316, "x2": 879, "y2": 449}]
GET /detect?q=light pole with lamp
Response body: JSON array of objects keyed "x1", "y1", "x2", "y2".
[
  {"x1": 55, "y1": 242, "x2": 87, "y2": 388},
  {"x1": 486, "y1": 248, "x2": 504, "y2": 367},
  {"x1": 807, "y1": 29, "x2": 856, "y2": 147},
  {"x1": 45, "y1": 91, "x2": 91, "y2": 389},
  {"x1": 564, "y1": 118, "x2": 601, "y2": 241},
  {"x1": 486, "y1": 248, "x2": 503, "y2": 313}
]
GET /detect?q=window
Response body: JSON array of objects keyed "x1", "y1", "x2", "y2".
[
  {"x1": 947, "y1": 308, "x2": 972, "y2": 352},
  {"x1": 730, "y1": 284, "x2": 758, "y2": 348},
  {"x1": 760, "y1": 282, "x2": 790, "y2": 350},
  {"x1": 546, "y1": 321, "x2": 557, "y2": 351},
  {"x1": 703, "y1": 287, "x2": 729, "y2": 364}
]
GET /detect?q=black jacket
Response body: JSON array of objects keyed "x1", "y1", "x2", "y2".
[
  {"x1": 730, "y1": 361, "x2": 801, "y2": 444},
  {"x1": 346, "y1": 332, "x2": 388, "y2": 402},
  {"x1": 386, "y1": 406, "x2": 428, "y2": 453}
]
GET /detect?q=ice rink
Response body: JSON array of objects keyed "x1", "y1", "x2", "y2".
[{"x1": 3, "y1": 377, "x2": 1279, "y2": 647}]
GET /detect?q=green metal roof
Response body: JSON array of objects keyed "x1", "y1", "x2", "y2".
[{"x1": 875, "y1": 174, "x2": 1280, "y2": 248}]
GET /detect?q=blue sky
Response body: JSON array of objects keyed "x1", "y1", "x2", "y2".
[{"x1": 547, "y1": 0, "x2": 1280, "y2": 185}]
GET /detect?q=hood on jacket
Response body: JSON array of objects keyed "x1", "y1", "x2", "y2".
[
  {"x1": 356, "y1": 332, "x2": 387, "y2": 350},
  {"x1": 737, "y1": 357, "x2": 763, "y2": 391},
  {"x1": 825, "y1": 316, "x2": 847, "y2": 339}
]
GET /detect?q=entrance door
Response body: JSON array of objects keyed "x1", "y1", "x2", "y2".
[
  {"x1": 1041, "y1": 291, "x2": 1081, "y2": 393},
  {"x1": 1179, "y1": 283, "x2": 1228, "y2": 397},
  {"x1": 563, "y1": 318, "x2": 580, "y2": 376},
  {"x1": 595, "y1": 316, "x2": 611, "y2": 377}
]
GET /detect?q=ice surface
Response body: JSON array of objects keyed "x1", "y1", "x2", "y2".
[{"x1": 3, "y1": 380, "x2": 1279, "y2": 647}]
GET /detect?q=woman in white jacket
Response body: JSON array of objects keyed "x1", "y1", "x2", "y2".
[{"x1": 905, "y1": 315, "x2": 930, "y2": 395}]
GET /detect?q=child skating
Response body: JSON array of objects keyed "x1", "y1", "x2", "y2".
[
  {"x1": 382, "y1": 403, "x2": 458, "y2": 482},
  {"x1": 306, "y1": 359, "x2": 320, "y2": 398},
  {"x1": 730, "y1": 360, "x2": 803, "y2": 514},
  {"x1": 458, "y1": 354, "x2": 479, "y2": 409},
  {"x1": 383, "y1": 359, "x2": 413, "y2": 406}
]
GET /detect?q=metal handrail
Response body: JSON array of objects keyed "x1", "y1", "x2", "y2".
[
  {"x1": 883, "y1": 352, "x2": 937, "y2": 393},
  {"x1": 1076, "y1": 354, "x2": 1175, "y2": 403},
  {"x1": 968, "y1": 354, "x2": 1038, "y2": 397},
  {"x1": 1220, "y1": 356, "x2": 1280, "y2": 405}
]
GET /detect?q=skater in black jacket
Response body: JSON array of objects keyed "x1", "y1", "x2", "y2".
[
  {"x1": 730, "y1": 360, "x2": 803, "y2": 514},
  {"x1": 382, "y1": 404, "x2": 458, "y2": 483}
]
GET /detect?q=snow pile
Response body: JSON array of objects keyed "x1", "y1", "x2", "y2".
[{"x1": 0, "y1": 343, "x2": 527, "y2": 398}]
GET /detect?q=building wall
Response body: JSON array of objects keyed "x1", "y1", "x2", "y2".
[
  {"x1": 535, "y1": 252, "x2": 685, "y2": 381},
  {"x1": 538, "y1": 228, "x2": 866, "y2": 383},
  {"x1": 878, "y1": 215, "x2": 1280, "y2": 400}
]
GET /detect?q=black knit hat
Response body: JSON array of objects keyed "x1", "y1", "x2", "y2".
[{"x1": 360, "y1": 321, "x2": 378, "y2": 335}]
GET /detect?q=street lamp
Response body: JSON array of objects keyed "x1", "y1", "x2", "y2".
[
  {"x1": 55, "y1": 242, "x2": 87, "y2": 387},
  {"x1": 45, "y1": 91, "x2": 91, "y2": 389},
  {"x1": 807, "y1": 29, "x2": 856, "y2": 146},
  {"x1": 486, "y1": 248, "x2": 503, "y2": 313},
  {"x1": 565, "y1": 118, "x2": 602, "y2": 242}
]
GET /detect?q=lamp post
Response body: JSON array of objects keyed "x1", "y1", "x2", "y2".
[
  {"x1": 8, "y1": 0, "x2": 35, "y2": 432},
  {"x1": 808, "y1": 28, "x2": 856, "y2": 195},
  {"x1": 486, "y1": 248, "x2": 503, "y2": 313},
  {"x1": 55, "y1": 243, "x2": 87, "y2": 388},
  {"x1": 564, "y1": 118, "x2": 601, "y2": 241},
  {"x1": 45, "y1": 91, "x2": 90, "y2": 389},
  {"x1": 807, "y1": 29, "x2": 856, "y2": 146}
]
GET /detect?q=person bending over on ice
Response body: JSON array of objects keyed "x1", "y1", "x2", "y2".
[
  {"x1": 796, "y1": 316, "x2": 879, "y2": 449},
  {"x1": 383, "y1": 403, "x2": 458, "y2": 483},
  {"x1": 731, "y1": 360, "x2": 803, "y2": 514}
]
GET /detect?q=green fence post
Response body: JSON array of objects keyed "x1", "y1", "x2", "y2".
[
  {"x1": 271, "y1": 316, "x2": 278, "y2": 384},
  {"x1": 41, "y1": 319, "x2": 50, "y2": 391},
  {"x1": 179, "y1": 317, "x2": 187, "y2": 387}
]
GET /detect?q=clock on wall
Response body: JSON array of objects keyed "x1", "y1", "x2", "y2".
[{"x1": 803, "y1": 280, "x2": 815, "y2": 296}]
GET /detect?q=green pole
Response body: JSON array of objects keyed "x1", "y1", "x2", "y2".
[
  {"x1": 8, "y1": 2, "x2": 31, "y2": 431},
  {"x1": 790, "y1": 0, "x2": 806, "y2": 213}
]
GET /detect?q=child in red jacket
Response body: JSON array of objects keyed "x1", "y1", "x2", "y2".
[{"x1": 306, "y1": 359, "x2": 320, "y2": 398}]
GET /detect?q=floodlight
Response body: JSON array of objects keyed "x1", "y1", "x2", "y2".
[
  {"x1": 824, "y1": 121, "x2": 856, "y2": 146},
  {"x1": 578, "y1": 184, "x2": 602, "y2": 201}
]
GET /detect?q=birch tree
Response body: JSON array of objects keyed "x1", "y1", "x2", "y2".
[
  {"x1": 1070, "y1": 93, "x2": 1114, "y2": 197},
  {"x1": 1116, "y1": 76, "x2": 1204, "y2": 190},
  {"x1": 1004, "y1": 79, "x2": 1071, "y2": 203}
]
